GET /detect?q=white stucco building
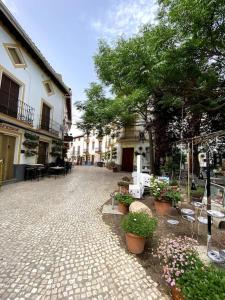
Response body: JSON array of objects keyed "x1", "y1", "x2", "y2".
[
  {"x1": 0, "y1": 1, "x2": 72, "y2": 182},
  {"x1": 68, "y1": 125, "x2": 150, "y2": 172}
]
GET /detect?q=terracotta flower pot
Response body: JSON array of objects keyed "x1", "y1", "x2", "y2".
[
  {"x1": 171, "y1": 286, "x2": 185, "y2": 300},
  {"x1": 154, "y1": 199, "x2": 172, "y2": 216},
  {"x1": 118, "y1": 202, "x2": 129, "y2": 214},
  {"x1": 125, "y1": 232, "x2": 145, "y2": 254}
]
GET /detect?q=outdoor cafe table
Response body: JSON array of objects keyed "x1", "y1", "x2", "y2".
[{"x1": 49, "y1": 166, "x2": 65, "y2": 179}]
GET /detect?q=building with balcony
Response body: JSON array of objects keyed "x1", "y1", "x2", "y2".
[
  {"x1": 0, "y1": 1, "x2": 72, "y2": 182},
  {"x1": 68, "y1": 125, "x2": 150, "y2": 172}
]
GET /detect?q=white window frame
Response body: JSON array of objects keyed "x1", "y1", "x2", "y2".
[
  {"x1": 4, "y1": 43, "x2": 26, "y2": 68},
  {"x1": 43, "y1": 80, "x2": 54, "y2": 96}
]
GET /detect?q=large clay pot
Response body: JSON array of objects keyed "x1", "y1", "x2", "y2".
[
  {"x1": 118, "y1": 202, "x2": 129, "y2": 214},
  {"x1": 171, "y1": 286, "x2": 185, "y2": 300},
  {"x1": 154, "y1": 200, "x2": 172, "y2": 216},
  {"x1": 125, "y1": 232, "x2": 145, "y2": 254}
]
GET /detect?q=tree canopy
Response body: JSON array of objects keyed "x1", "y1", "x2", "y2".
[{"x1": 76, "y1": 0, "x2": 225, "y2": 175}]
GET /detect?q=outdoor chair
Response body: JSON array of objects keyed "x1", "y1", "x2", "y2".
[{"x1": 24, "y1": 167, "x2": 35, "y2": 181}]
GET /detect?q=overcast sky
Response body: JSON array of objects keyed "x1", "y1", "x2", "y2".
[{"x1": 3, "y1": 0, "x2": 157, "y2": 133}]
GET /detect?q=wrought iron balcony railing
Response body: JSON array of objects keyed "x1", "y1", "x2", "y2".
[
  {"x1": 37, "y1": 116, "x2": 63, "y2": 138},
  {"x1": 95, "y1": 147, "x2": 102, "y2": 153},
  {"x1": 0, "y1": 96, "x2": 35, "y2": 126},
  {"x1": 118, "y1": 130, "x2": 145, "y2": 142}
]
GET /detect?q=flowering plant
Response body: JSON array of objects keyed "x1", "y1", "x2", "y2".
[
  {"x1": 150, "y1": 178, "x2": 168, "y2": 199},
  {"x1": 154, "y1": 236, "x2": 203, "y2": 287},
  {"x1": 114, "y1": 193, "x2": 134, "y2": 206},
  {"x1": 121, "y1": 212, "x2": 157, "y2": 238}
]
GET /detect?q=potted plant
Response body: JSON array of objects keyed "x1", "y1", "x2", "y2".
[
  {"x1": 163, "y1": 189, "x2": 182, "y2": 207},
  {"x1": 176, "y1": 266, "x2": 225, "y2": 300},
  {"x1": 169, "y1": 179, "x2": 179, "y2": 190},
  {"x1": 114, "y1": 193, "x2": 134, "y2": 214},
  {"x1": 190, "y1": 186, "x2": 204, "y2": 202},
  {"x1": 121, "y1": 212, "x2": 157, "y2": 254},
  {"x1": 151, "y1": 178, "x2": 171, "y2": 215},
  {"x1": 155, "y1": 236, "x2": 203, "y2": 299},
  {"x1": 117, "y1": 181, "x2": 130, "y2": 194}
]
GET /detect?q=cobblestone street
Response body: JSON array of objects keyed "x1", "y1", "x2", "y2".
[{"x1": 0, "y1": 167, "x2": 168, "y2": 300}]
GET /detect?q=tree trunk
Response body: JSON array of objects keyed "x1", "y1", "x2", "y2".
[
  {"x1": 148, "y1": 128, "x2": 155, "y2": 175},
  {"x1": 193, "y1": 144, "x2": 200, "y2": 176}
]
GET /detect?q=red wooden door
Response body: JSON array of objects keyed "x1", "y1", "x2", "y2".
[
  {"x1": 122, "y1": 148, "x2": 134, "y2": 172},
  {"x1": 0, "y1": 74, "x2": 19, "y2": 117}
]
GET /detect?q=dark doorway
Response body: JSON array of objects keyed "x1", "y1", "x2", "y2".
[
  {"x1": 0, "y1": 74, "x2": 19, "y2": 118},
  {"x1": 38, "y1": 141, "x2": 48, "y2": 164},
  {"x1": 122, "y1": 148, "x2": 134, "y2": 172},
  {"x1": 41, "y1": 103, "x2": 51, "y2": 131}
]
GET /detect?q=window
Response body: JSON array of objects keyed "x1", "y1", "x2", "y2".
[
  {"x1": 92, "y1": 141, "x2": 95, "y2": 150},
  {"x1": 99, "y1": 141, "x2": 102, "y2": 151},
  {"x1": 43, "y1": 80, "x2": 54, "y2": 96},
  {"x1": 41, "y1": 103, "x2": 51, "y2": 131},
  {"x1": 73, "y1": 146, "x2": 75, "y2": 155},
  {"x1": 78, "y1": 146, "x2": 80, "y2": 155},
  {"x1": 0, "y1": 74, "x2": 20, "y2": 118},
  {"x1": 5, "y1": 44, "x2": 26, "y2": 68}
]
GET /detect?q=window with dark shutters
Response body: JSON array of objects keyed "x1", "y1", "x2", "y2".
[
  {"x1": 41, "y1": 103, "x2": 51, "y2": 131},
  {"x1": 0, "y1": 74, "x2": 19, "y2": 118}
]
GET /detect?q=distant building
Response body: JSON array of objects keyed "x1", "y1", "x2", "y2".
[
  {"x1": 68, "y1": 125, "x2": 150, "y2": 172},
  {"x1": 0, "y1": 1, "x2": 72, "y2": 182}
]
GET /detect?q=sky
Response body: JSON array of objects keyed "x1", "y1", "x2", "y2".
[{"x1": 2, "y1": 0, "x2": 158, "y2": 132}]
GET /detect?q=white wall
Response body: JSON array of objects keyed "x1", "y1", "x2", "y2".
[{"x1": 0, "y1": 24, "x2": 65, "y2": 129}]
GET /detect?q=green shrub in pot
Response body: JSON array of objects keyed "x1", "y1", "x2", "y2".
[
  {"x1": 169, "y1": 179, "x2": 178, "y2": 186},
  {"x1": 177, "y1": 266, "x2": 225, "y2": 300},
  {"x1": 163, "y1": 189, "x2": 182, "y2": 206},
  {"x1": 121, "y1": 212, "x2": 157, "y2": 238},
  {"x1": 114, "y1": 193, "x2": 134, "y2": 206},
  {"x1": 190, "y1": 186, "x2": 205, "y2": 199}
]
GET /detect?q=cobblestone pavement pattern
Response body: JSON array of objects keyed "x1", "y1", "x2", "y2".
[{"x1": 0, "y1": 167, "x2": 169, "y2": 300}]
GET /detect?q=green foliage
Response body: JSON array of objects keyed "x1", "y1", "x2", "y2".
[
  {"x1": 50, "y1": 140, "x2": 63, "y2": 157},
  {"x1": 78, "y1": 0, "x2": 225, "y2": 175},
  {"x1": 163, "y1": 189, "x2": 181, "y2": 205},
  {"x1": 190, "y1": 186, "x2": 205, "y2": 198},
  {"x1": 170, "y1": 179, "x2": 178, "y2": 186},
  {"x1": 164, "y1": 148, "x2": 186, "y2": 175},
  {"x1": 52, "y1": 140, "x2": 63, "y2": 146},
  {"x1": 177, "y1": 266, "x2": 225, "y2": 300},
  {"x1": 25, "y1": 149, "x2": 37, "y2": 157},
  {"x1": 117, "y1": 181, "x2": 129, "y2": 188},
  {"x1": 121, "y1": 212, "x2": 157, "y2": 238},
  {"x1": 23, "y1": 132, "x2": 39, "y2": 156},
  {"x1": 24, "y1": 132, "x2": 39, "y2": 141},
  {"x1": 151, "y1": 177, "x2": 168, "y2": 198},
  {"x1": 23, "y1": 140, "x2": 39, "y2": 149},
  {"x1": 114, "y1": 193, "x2": 134, "y2": 206}
]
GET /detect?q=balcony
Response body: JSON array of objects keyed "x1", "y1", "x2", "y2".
[
  {"x1": 118, "y1": 129, "x2": 145, "y2": 142},
  {"x1": 95, "y1": 147, "x2": 102, "y2": 153},
  {"x1": 64, "y1": 134, "x2": 73, "y2": 142},
  {"x1": 0, "y1": 97, "x2": 35, "y2": 126},
  {"x1": 37, "y1": 116, "x2": 63, "y2": 138}
]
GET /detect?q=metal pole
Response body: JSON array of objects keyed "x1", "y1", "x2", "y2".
[
  {"x1": 187, "y1": 143, "x2": 190, "y2": 201},
  {"x1": 206, "y1": 150, "x2": 212, "y2": 249}
]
